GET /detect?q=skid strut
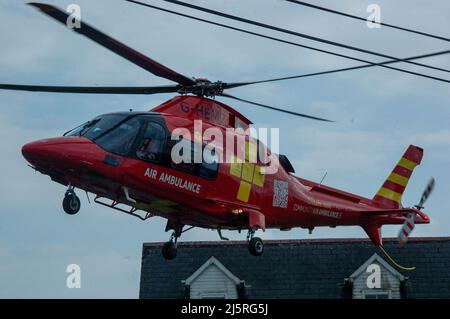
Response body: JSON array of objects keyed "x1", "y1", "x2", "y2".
[{"x1": 94, "y1": 195, "x2": 154, "y2": 221}]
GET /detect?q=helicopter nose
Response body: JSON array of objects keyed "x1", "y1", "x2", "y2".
[
  {"x1": 22, "y1": 136, "x2": 96, "y2": 171},
  {"x1": 22, "y1": 139, "x2": 54, "y2": 167},
  {"x1": 22, "y1": 137, "x2": 72, "y2": 169}
]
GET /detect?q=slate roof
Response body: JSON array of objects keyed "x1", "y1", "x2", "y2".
[{"x1": 139, "y1": 237, "x2": 450, "y2": 299}]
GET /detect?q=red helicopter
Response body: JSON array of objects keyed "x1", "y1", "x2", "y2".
[{"x1": 1, "y1": 3, "x2": 434, "y2": 261}]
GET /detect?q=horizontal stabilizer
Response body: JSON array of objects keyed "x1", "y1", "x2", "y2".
[
  {"x1": 361, "y1": 207, "x2": 429, "y2": 221},
  {"x1": 362, "y1": 208, "x2": 417, "y2": 216}
]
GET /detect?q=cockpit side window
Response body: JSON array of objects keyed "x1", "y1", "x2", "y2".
[
  {"x1": 135, "y1": 122, "x2": 166, "y2": 163},
  {"x1": 95, "y1": 117, "x2": 141, "y2": 156}
]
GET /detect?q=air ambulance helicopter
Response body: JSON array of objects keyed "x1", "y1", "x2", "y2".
[{"x1": 0, "y1": 3, "x2": 434, "y2": 261}]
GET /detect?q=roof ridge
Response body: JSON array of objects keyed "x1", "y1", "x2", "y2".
[{"x1": 143, "y1": 236, "x2": 450, "y2": 247}]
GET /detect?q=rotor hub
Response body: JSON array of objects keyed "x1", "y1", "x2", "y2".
[{"x1": 178, "y1": 79, "x2": 225, "y2": 97}]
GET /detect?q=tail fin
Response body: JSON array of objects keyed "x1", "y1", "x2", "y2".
[{"x1": 372, "y1": 145, "x2": 423, "y2": 209}]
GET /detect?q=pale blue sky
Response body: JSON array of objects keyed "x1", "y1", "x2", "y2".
[{"x1": 0, "y1": 0, "x2": 449, "y2": 298}]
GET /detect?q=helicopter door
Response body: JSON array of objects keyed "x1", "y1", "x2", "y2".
[
  {"x1": 120, "y1": 120, "x2": 167, "y2": 196},
  {"x1": 87, "y1": 116, "x2": 143, "y2": 193}
]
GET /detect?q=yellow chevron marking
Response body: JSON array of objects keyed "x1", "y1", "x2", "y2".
[
  {"x1": 245, "y1": 141, "x2": 257, "y2": 163},
  {"x1": 237, "y1": 181, "x2": 252, "y2": 202},
  {"x1": 242, "y1": 163, "x2": 255, "y2": 183},
  {"x1": 377, "y1": 187, "x2": 402, "y2": 203},
  {"x1": 253, "y1": 166, "x2": 265, "y2": 188},
  {"x1": 397, "y1": 157, "x2": 417, "y2": 171},
  {"x1": 230, "y1": 155, "x2": 242, "y2": 178},
  {"x1": 387, "y1": 172, "x2": 409, "y2": 187},
  {"x1": 232, "y1": 147, "x2": 266, "y2": 201}
]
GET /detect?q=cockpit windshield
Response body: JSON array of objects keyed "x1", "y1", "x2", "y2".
[
  {"x1": 64, "y1": 114, "x2": 129, "y2": 140},
  {"x1": 65, "y1": 113, "x2": 165, "y2": 157}
]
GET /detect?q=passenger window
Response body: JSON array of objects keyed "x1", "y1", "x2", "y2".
[
  {"x1": 170, "y1": 138, "x2": 220, "y2": 179},
  {"x1": 170, "y1": 138, "x2": 197, "y2": 173},
  {"x1": 199, "y1": 148, "x2": 219, "y2": 179},
  {"x1": 136, "y1": 122, "x2": 165, "y2": 163}
]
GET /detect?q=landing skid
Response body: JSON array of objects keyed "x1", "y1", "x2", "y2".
[{"x1": 94, "y1": 195, "x2": 154, "y2": 221}]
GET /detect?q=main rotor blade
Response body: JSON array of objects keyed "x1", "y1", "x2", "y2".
[
  {"x1": 221, "y1": 93, "x2": 333, "y2": 122},
  {"x1": 28, "y1": 3, "x2": 195, "y2": 86},
  {"x1": 225, "y1": 49, "x2": 450, "y2": 89},
  {"x1": 0, "y1": 84, "x2": 179, "y2": 94}
]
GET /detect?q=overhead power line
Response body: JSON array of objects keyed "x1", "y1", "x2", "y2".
[
  {"x1": 285, "y1": 0, "x2": 450, "y2": 43},
  {"x1": 155, "y1": 0, "x2": 449, "y2": 74},
  {"x1": 227, "y1": 50, "x2": 450, "y2": 88},
  {"x1": 125, "y1": 0, "x2": 450, "y2": 84}
]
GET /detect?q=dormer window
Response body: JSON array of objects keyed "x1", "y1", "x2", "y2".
[{"x1": 347, "y1": 253, "x2": 405, "y2": 299}]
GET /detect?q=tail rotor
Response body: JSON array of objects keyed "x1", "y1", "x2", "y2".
[
  {"x1": 415, "y1": 177, "x2": 435, "y2": 210},
  {"x1": 397, "y1": 177, "x2": 435, "y2": 245}
]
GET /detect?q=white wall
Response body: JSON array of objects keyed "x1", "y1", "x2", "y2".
[
  {"x1": 352, "y1": 261, "x2": 401, "y2": 299},
  {"x1": 189, "y1": 264, "x2": 238, "y2": 299}
]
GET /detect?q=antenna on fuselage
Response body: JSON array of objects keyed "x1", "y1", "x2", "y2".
[{"x1": 319, "y1": 171, "x2": 327, "y2": 186}]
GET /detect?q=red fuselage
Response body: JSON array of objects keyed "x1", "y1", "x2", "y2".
[{"x1": 21, "y1": 96, "x2": 429, "y2": 245}]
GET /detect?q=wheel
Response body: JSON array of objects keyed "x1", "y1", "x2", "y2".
[
  {"x1": 162, "y1": 241, "x2": 177, "y2": 260},
  {"x1": 249, "y1": 237, "x2": 264, "y2": 256},
  {"x1": 62, "y1": 193, "x2": 81, "y2": 215}
]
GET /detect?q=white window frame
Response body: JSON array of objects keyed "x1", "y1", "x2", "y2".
[
  {"x1": 362, "y1": 290, "x2": 392, "y2": 299},
  {"x1": 200, "y1": 292, "x2": 227, "y2": 299}
]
